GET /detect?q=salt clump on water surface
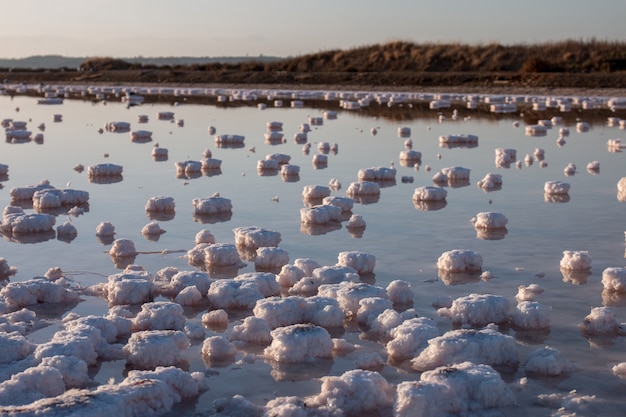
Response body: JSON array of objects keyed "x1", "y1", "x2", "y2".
[
  {"x1": 201, "y1": 335, "x2": 236, "y2": 362},
  {"x1": 175, "y1": 160, "x2": 202, "y2": 176},
  {"x1": 87, "y1": 163, "x2": 123, "y2": 177},
  {"x1": 601, "y1": 266, "x2": 626, "y2": 292},
  {"x1": 99, "y1": 266, "x2": 154, "y2": 306},
  {"x1": 437, "y1": 293, "x2": 510, "y2": 326},
  {"x1": 437, "y1": 249, "x2": 483, "y2": 272},
  {"x1": 290, "y1": 265, "x2": 360, "y2": 295},
  {"x1": 560, "y1": 250, "x2": 592, "y2": 271},
  {"x1": 470, "y1": 212, "x2": 508, "y2": 229},
  {"x1": 523, "y1": 346, "x2": 580, "y2": 376},
  {"x1": 253, "y1": 295, "x2": 344, "y2": 329},
  {"x1": 396, "y1": 362, "x2": 516, "y2": 417},
  {"x1": 0, "y1": 257, "x2": 17, "y2": 279},
  {"x1": 411, "y1": 326, "x2": 519, "y2": 371},
  {"x1": 515, "y1": 283, "x2": 545, "y2": 301},
  {"x1": 192, "y1": 195, "x2": 232, "y2": 215},
  {"x1": 618, "y1": 177, "x2": 626, "y2": 202},
  {"x1": 264, "y1": 323, "x2": 333, "y2": 363},
  {"x1": 95, "y1": 221, "x2": 115, "y2": 237},
  {"x1": 1, "y1": 206, "x2": 55, "y2": 234},
  {"x1": 511, "y1": 301, "x2": 551, "y2": 329},
  {"x1": 302, "y1": 184, "x2": 331, "y2": 200},
  {"x1": 141, "y1": 221, "x2": 166, "y2": 236},
  {"x1": 476, "y1": 173, "x2": 503, "y2": 190},
  {"x1": 337, "y1": 251, "x2": 376, "y2": 274},
  {"x1": 579, "y1": 306, "x2": 622, "y2": 335},
  {"x1": 412, "y1": 186, "x2": 447, "y2": 201},
  {"x1": 124, "y1": 330, "x2": 189, "y2": 369},
  {"x1": 0, "y1": 278, "x2": 79, "y2": 309},
  {"x1": 322, "y1": 195, "x2": 354, "y2": 212},
  {"x1": 233, "y1": 226, "x2": 281, "y2": 248},
  {"x1": 275, "y1": 258, "x2": 321, "y2": 287},
  {"x1": 346, "y1": 181, "x2": 381, "y2": 196},
  {"x1": 207, "y1": 272, "x2": 279, "y2": 310},
  {"x1": 31, "y1": 188, "x2": 89, "y2": 211},
  {"x1": 358, "y1": 166, "x2": 396, "y2": 181},
  {"x1": 299, "y1": 205, "x2": 342, "y2": 225},
  {"x1": 254, "y1": 247, "x2": 290, "y2": 270},
  {"x1": 230, "y1": 316, "x2": 272, "y2": 344},
  {"x1": 385, "y1": 316, "x2": 439, "y2": 362},
  {"x1": 544, "y1": 180, "x2": 570, "y2": 195},
  {"x1": 439, "y1": 133, "x2": 478, "y2": 146},
  {"x1": 317, "y1": 280, "x2": 388, "y2": 317},
  {"x1": 132, "y1": 301, "x2": 186, "y2": 331},
  {"x1": 214, "y1": 134, "x2": 245, "y2": 146}
]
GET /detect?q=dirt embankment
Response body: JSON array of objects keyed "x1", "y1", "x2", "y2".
[{"x1": 1, "y1": 69, "x2": 626, "y2": 97}]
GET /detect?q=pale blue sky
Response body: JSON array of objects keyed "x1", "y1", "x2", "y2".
[{"x1": 1, "y1": 0, "x2": 624, "y2": 58}]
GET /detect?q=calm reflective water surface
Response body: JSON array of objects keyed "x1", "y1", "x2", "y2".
[{"x1": 0, "y1": 87, "x2": 625, "y2": 416}]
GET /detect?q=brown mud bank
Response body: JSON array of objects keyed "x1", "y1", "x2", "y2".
[{"x1": 1, "y1": 69, "x2": 626, "y2": 97}]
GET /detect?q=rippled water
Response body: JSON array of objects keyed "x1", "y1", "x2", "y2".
[{"x1": 1, "y1": 87, "x2": 625, "y2": 416}]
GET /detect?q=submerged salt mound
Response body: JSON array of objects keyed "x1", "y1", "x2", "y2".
[
  {"x1": 437, "y1": 249, "x2": 483, "y2": 272},
  {"x1": 471, "y1": 212, "x2": 508, "y2": 229},
  {"x1": 145, "y1": 196, "x2": 175, "y2": 213},
  {"x1": 124, "y1": 330, "x2": 189, "y2": 369},
  {"x1": 133, "y1": 301, "x2": 186, "y2": 331},
  {"x1": 396, "y1": 362, "x2": 516, "y2": 417},
  {"x1": 253, "y1": 296, "x2": 344, "y2": 329},
  {"x1": 0, "y1": 366, "x2": 205, "y2": 415},
  {"x1": 1, "y1": 278, "x2": 80, "y2": 308},
  {"x1": 337, "y1": 251, "x2": 376, "y2": 274},
  {"x1": 88, "y1": 163, "x2": 123, "y2": 177},
  {"x1": 304, "y1": 369, "x2": 394, "y2": 415},
  {"x1": 386, "y1": 317, "x2": 440, "y2": 362},
  {"x1": 524, "y1": 346, "x2": 580, "y2": 376},
  {"x1": 1, "y1": 206, "x2": 55, "y2": 234},
  {"x1": 357, "y1": 166, "x2": 396, "y2": 181},
  {"x1": 560, "y1": 250, "x2": 592, "y2": 271},
  {"x1": 438, "y1": 293, "x2": 510, "y2": 326},
  {"x1": 544, "y1": 180, "x2": 570, "y2": 195},
  {"x1": 412, "y1": 186, "x2": 447, "y2": 202},
  {"x1": 601, "y1": 267, "x2": 626, "y2": 292},
  {"x1": 264, "y1": 323, "x2": 333, "y2": 363},
  {"x1": 511, "y1": 301, "x2": 551, "y2": 329},
  {"x1": 411, "y1": 326, "x2": 519, "y2": 372},
  {"x1": 579, "y1": 306, "x2": 621, "y2": 335},
  {"x1": 233, "y1": 226, "x2": 281, "y2": 248},
  {"x1": 192, "y1": 196, "x2": 232, "y2": 214},
  {"x1": 9, "y1": 180, "x2": 55, "y2": 201}
]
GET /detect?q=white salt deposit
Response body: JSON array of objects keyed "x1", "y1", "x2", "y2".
[
  {"x1": 399, "y1": 150, "x2": 422, "y2": 162},
  {"x1": 524, "y1": 346, "x2": 579, "y2": 376},
  {"x1": 511, "y1": 301, "x2": 551, "y2": 329},
  {"x1": 1, "y1": 278, "x2": 80, "y2": 308},
  {"x1": 233, "y1": 226, "x2": 281, "y2": 248},
  {"x1": 516, "y1": 283, "x2": 545, "y2": 301},
  {"x1": 124, "y1": 330, "x2": 189, "y2": 368},
  {"x1": 253, "y1": 295, "x2": 344, "y2": 329},
  {"x1": 412, "y1": 326, "x2": 519, "y2": 371},
  {"x1": 141, "y1": 221, "x2": 165, "y2": 236},
  {"x1": 103, "y1": 269, "x2": 154, "y2": 305},
  {"x1": 95, "y1": 221, "x2": 115, "y2": 236},
  {"x1": 133, "y1": 301, "x2": 186, "y2": 331},
  {"x1": 601, "y1": 266, "x2": 626, "y2": 292},
  {"x1": 108, "y1": 238, "x2": 137, "y2": 258},
  {"x1": 322, "y1": 196, "x2": 354, "y2": 212},
  {"x1": 203, "y1": 243, "x2": 243, "y2": 267},
  {"x1": 346, "y1": 181, "x2": 381, "y2": 196},
  {"x1": 613, "y1": 363, "x2": 626, "y2": 379},
  {"x1": 358, "y1": 166, "x2": 396, "y2": 181},
  {"x1": 264, "y1": 324, "x2": 333, "y2": 363},
  {"x1": 396, "y1": 362, "x2": 516, "y2": 417},
  {"x1": 439, "y1": 133, "x2": 478, "y2": 145},
  {"x1": 346, "y1": 214, "x2": 366, "y2": 230},
  {"x1": 192, "y1": 196, "x2": 232, "y2": 214},
  {"x1": 215, "y1": 134, "x2": 245, "y2": 145},
  {"x1": 437, "y1": 249, "x2": 483, "y2": 272},
  {"x1": 175, "y1": 160, "x2": 202, "y2": 174},
  {"x1": 255, "y1": 247, "x2": 289, "y2": 270},
  {"x1": 56, "y1": 221, "x2": 77, "y2": 237},
  {"x1": 386, "y1": 316, "x2": 439, "y2": 362},
  {"x1": 0, "y1": 258, "x2": 17, "y2": 279},
  {"x1": 544, "y1": 180, "x2": 570, "y2": 195},
  {"x1": 201, "y1": 335, "x2": 236, "y2": 361},
  {"x1": 317, "y1": 281, "x2": 388, "y2": 317},
  {"x1": 560, "y1": 250, "x2": 592, "y2": 270},
  {"x1": 337, "y1": 251, "x2": 376, "y2": 274},
  {"x1": 194, "y1": 229, "x2": 215, "y2": 244},
  {"x1": 476, "y1": 173, "x2": 503, "y2": 190},
  {"x1": 88, "y1": 163, "x2": 123, "y2": 177},
  {"x1": 471, "y1": 212, "x2": 508, "y2": 229},
  {"x1": 202, "y1": 309, "x2": 228, "y2": 326},
  {"x1": 386, "y1": 280, "x2": 414, "y2": 305},
  {"x1": 1, "y1": 206, "x2": 55, "y2": 233},
  {"x1": 579, "y1": 306, "x2": 621, "y2": 335},
  {"x1": 412, "y1": 186, "x2": 447, "y2": 201},
  {"x1": 441, "y1": 166, "x2": 470, "y2": 181},
  {"x1": 438, "y1": 293, "x2": 510, "y2": 326},
  {"x1": 299, "y1": 204, "x2": 342, "y2": 224},
  {"x1": 231, "y1": 316, "x2": 272, "y2": 344},
  {"x1": 302, "y1": 184, "x2": 331, "y2": 200}
]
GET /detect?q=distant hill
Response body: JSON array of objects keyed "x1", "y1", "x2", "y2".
[{"x1": 0, "y1": 55, "x2": 284, "y2": 69}]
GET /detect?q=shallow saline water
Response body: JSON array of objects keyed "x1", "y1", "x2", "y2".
[{"x1": 0, "y1": 86, "x2": 625, "y2": 416}]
